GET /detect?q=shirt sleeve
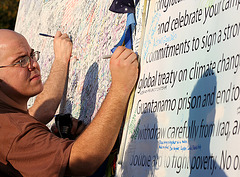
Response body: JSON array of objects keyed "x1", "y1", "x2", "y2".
[{"x1": 7, "y1": 120, "x2": 74, "y2": 177}]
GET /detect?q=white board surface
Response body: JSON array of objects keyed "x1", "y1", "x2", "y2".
[{"x1": 116, "y1": 0, "x2": 240, "y2": 176}]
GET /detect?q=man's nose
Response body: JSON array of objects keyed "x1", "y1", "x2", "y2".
[{"x1": 27, "y1": 58, "x2": 37, "y2": 71}]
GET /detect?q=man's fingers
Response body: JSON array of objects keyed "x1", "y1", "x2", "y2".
[
  {"x1": 126, "y1": 52, "x2": 138, "y2": 63},
  {"x1": 61, "y1": 33, "x2": 70, "y2": 39},
  {"x1": 111, "y1": 46, "x2": 126, "y2": 60},
  {"x1": 119, "y1": 50, "x2": 134, "y2": 61},
  {"x1": 76, "y1": 123, "x2": 86, "y2": 135},
  {"x1": 51, "y1": 123, "x2": 59, "y2": 134},
  {"x1": 71, "y1": 119, "x2": 86, "y2": 136},
  {"x1": 55, "y1": 32, "x2": 71, "y2": 41},
  {"x1": 55, "y1": 31, "x2": 62, "y2": 38},
  {"x1": 71, "y1": 118, "x2": 79, "y2": 134},
  {"x1": 111, "y1": 46, "x2": 138, "y2": 63}
]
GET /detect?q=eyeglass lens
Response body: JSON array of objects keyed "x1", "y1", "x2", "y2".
[{"x1": 20, "y1": 51, "x2": 40, "y2": 67}]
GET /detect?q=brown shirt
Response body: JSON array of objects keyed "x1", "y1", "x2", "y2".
[{"x1": 0, "y1": 104, "x2": 74, "y2": 177}]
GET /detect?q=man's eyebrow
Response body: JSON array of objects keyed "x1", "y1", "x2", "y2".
[
  {"x1": 12, "y1": 50, "x2": 32, "y2": 63},
  {"x1": 12, "y1": 49, "x2": 34, "y2": 63},
  {"x1": 13, "y1": 55, "x2": 25, "y2": 62},
  {"x1": 16, "y1": 49, "x2": 34, "y2": 60}
]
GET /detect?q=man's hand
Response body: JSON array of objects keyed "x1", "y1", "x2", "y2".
[
  {"x1": 51, "y1": 117, "x2": 86, "y2": 140},
  {"x1": 54, "y1": 31, "x2": 73, "y2": 64},
  {"x1": 71, "y1": 118, "x2": 86, "y2": 138},
  {"x1": 110, "y1": 46, "x2": 139, "y2": 96}
]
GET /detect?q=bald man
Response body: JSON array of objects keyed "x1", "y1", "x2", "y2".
[{"x1": 0, "y1": 29, "x2": 139, "y2": 177}]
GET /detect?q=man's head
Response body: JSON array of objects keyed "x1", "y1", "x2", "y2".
[{"x1": 0, "y1": 29, "x2": 43, "y2": 105}]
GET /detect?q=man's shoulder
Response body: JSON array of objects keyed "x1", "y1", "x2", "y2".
[
  {"x1": 0, "y1": 112, "x2": 48, "y2": 164},
  {"x1": 0, "y1": 111, "x2": 43, "y2": 130},
  {"x1": 0, "y1": 112, "x2": 25, "y2": 165},
  {"x1": 0, "y1": 112, "x2": 25, "y2": 137}
]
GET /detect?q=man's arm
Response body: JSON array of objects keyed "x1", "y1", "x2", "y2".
[
  {"x1": 28, "y1": 31, "x2": 72, "y2": 124},
  {"x1": 67, "y1": 46, "x2": 139, "y2": 176}
]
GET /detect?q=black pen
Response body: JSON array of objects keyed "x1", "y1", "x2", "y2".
[{"x1": 39, "y1": 33, "x2": 55, "y2": 38}]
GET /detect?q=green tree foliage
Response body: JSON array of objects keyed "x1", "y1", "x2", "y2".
[{"x1": 0, "y1": 0, "x2": 20, "y2": 30}]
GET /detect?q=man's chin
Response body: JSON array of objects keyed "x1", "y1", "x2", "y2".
[{"x1": 29, "y1": 84, "x2": 44, "y2": 97}]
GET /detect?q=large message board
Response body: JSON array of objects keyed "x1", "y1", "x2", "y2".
[
  {"x1": 15, "y1": 0, "x2": 126, "y2": 125},
  {"x1": 15, "y1": 0, "x2": 240, "y2": 176},
  {"x1": 116, "y1": 0, "x2": 240, "y2": 176}
]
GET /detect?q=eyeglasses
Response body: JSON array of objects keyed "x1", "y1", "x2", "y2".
[{"x1": 0, "y1": 51, "x2": 40, "y2": 68}]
